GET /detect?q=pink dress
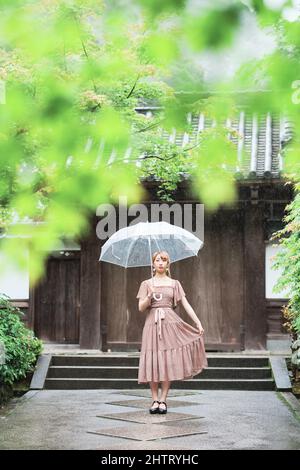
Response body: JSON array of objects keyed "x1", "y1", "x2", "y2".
[{"x1": 136, "y1": 278, "x2": 208, "y2": 383}]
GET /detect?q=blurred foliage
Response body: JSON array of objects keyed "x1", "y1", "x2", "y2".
[
  {"x1": 271, "y1": 187, "x2": 300, "y2": 337},
  {"x1": 270, "y1": 184, "x2": 300, "y2": 379},
  {"x1": 270, "y1": 182, "x2": 300, "y2": 378},
  {"x1": 0, "y1": 293, "x2": 42, "y2": 386},
  {"x1": 0, "y1": 0, "x2": 300, "y2": 282}
]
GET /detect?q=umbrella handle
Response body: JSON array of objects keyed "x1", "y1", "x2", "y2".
[{"x1": 148, "y1": 235, "x2": 154, "y2": 286}]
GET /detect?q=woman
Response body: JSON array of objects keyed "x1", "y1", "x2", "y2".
[{"x1": 136, "y1": 250, "x2": 208, "y2": 415}]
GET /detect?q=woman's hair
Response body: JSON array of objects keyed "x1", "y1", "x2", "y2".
[{"x1": 152, "y1": 251, "x2": 171, "y2": 277}]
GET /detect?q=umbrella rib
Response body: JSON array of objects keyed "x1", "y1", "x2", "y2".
[
  {"x1": 111, "y1": 243, "x2": 122, "y2": 260},
  {"x1": 154, "y1": 235, "x2": 161, "y2": 254},
  {"x1": 125, "y1": 235, "x2": 138, "y2": 267}
]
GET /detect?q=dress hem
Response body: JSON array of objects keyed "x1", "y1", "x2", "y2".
[{"x1": 137, "y1": 365, "x2": 208, "y2": 384}]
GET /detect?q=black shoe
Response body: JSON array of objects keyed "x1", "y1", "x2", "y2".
[
  {"x1": 158, "y1": 401, "x2": 167, "y2": 414},
  {"x1": 149, "y1": 400, "x2": 160, "y2": 414}
]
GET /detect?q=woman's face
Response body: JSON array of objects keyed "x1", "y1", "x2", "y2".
[{"x1": 153, "y1": 254, "x2": 169, "y2": 274}]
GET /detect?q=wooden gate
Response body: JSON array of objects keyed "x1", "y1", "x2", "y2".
[{"x1": 33, "y1": 251, "x2": 80, "y2": 343}]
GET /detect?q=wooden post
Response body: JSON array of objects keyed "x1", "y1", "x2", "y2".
[
  {"x1": 79, "y1": 215, "x2": 102, "y2": 349},
  {"x1": 243, "y1": 193, "x2": 267, "y2": 350},
  {"x1": 28, "y1": 285, "x2": 35, "y2": 331}
]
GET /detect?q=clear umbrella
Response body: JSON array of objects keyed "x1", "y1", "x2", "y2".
[{"x1": 99, "y1": 221, "x2": 203, "y2": 284}]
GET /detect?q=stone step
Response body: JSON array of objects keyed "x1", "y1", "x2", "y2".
[
  {"x1": 44, "y1": 354, "x2": 276, "y2": 391},
  {"x1": 51, "y1": 355, "x2": 270, "y2": 368},
  {"x1": 47, "y1": 365, "x2": 272, "y2": 380},
  {"x1": 44, "y1": 377, "x2": 275, "y2": 391}
]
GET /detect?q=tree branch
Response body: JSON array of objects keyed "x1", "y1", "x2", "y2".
[
  {"x1": 105, "y1": 141, "x2": 201, "y2": 167},
  {"x1": 72, "y1": 12, "x2": 98, "y2": 95},
  {"x1": 134, "y1": 119, "x2": 165, "y2": 134},
  {"x1": 126, "y1": 74, "x2": 140, "y2": 99}
]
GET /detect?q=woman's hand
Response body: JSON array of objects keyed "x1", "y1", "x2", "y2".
[
  {"x1": 147, "y1": 284, "x2": 155, "y2": 298},
  {"x1": 144, "y1": 283, "x2": 156, "y2": 301},
  {"x1": 195, "y1": 321, "x2": 204, "y2": 336}
]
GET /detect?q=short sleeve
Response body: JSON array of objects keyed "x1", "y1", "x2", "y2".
[
  {"x1": 136, "y1": 280, "x2": 149, "y2": 299},
  {"x1": 174, "y1": 280, "x2": 186, "y2": 307}
]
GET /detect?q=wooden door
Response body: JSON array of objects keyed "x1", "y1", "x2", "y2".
[
  {"x1": 33, "y1": 252, "x2": 80, "y2": 343},
  {"x1": 189, "y1": 209, "x2": 245, "y2": 350}
]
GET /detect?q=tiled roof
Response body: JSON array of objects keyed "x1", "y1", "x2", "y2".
[{"x1": 136, "y1": 108, "x2": 293, "y2": 181}]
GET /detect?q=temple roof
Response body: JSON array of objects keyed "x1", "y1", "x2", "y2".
[{"x1": 135, "y1": 107, "x2": 294, "y2": 182}]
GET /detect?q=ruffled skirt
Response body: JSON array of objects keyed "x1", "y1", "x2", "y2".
[{"x1": 138, "y1": 307, "x2": 208, "y2": 383}]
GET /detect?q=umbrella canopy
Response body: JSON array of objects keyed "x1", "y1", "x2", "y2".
[{"x1": 99, "y1": 221, "x2": 203, "y2": 274}]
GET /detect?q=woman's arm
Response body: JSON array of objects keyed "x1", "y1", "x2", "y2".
[
  {"x1": 138, "y1": 293, "x2": 152, "y2": 312},
  {"x1": 138, "y1": 283, "x2": 155, "y2": 312},
  {"x1": 137, "y1": 281, "x2": 153, "y2": 312},
  {"x1": 181, "y1": 296, "x2": 204, "y2": 335}
]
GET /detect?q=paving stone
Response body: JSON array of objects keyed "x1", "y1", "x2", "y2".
[
  {"x1": 96, "y1": 441, "x2": 193, "y2": 450},
  {"x1": 87, "y1": 423, "x2": 208, "y2": 441},
  {"x1": 96, "y1": 410, "x2": 205, "y2": 424},
  {"x1": 2, "y1": 389, "x2": 300, "y2": 450},
  {"x1": 105, "y1": 399, "x2": 201, "y2": 409}
]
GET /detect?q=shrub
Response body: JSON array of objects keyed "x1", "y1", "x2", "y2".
[
  {"x1": 0, "y1": 294, "x2": 43, "y2": 386},
  {"x1": 271, "y1": 188, "x2": 300, "y2": 382}
]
